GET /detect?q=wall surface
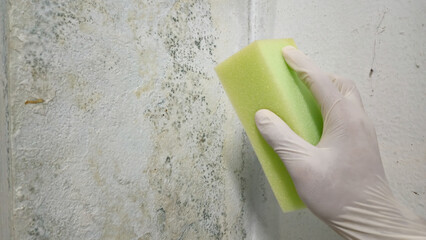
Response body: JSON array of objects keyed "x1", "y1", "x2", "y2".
[
  {"x1": 0, "y1": 0, "x2": 11, "y2": 238},
  {"x1": 1, "y1": 0, "x2": 425, "y2": 239}
]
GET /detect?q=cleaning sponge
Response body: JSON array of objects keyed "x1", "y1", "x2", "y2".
[{"x1": 215, "y1": 39, "x2": 323, "y2": 212}]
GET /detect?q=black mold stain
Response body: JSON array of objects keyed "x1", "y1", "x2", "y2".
[
  {"x1": 12, "y1": 0, "x2": 248, "y2": 238},
  {"x1": 27, "y1": 215, "x2": 48, "y2": 239},
  {"x1": 156, "y1": 208, "x2": 166, "y2": 232},
  {"x1": 142, "y1": 0, "x2": 247, "y2": 239}
]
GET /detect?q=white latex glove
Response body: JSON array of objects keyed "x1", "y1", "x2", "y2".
[{"x1": 255, "y1": 46, "x2": 426, "y2": 239}]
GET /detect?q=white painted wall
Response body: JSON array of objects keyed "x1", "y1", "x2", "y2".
[{"x1": 1, "y1": 0, "x2": 425, "y2": 239}]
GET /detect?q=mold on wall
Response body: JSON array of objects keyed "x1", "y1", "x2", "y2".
[
  {"x1": 6, "y1": 0, "x2": 251, "y2": 239},
  {"x1": 3, "y1": 0, "x2": 425, "y2": 239}
]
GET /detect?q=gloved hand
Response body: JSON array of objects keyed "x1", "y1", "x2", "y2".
[{"x1": 255, "y1": 46, "x2": 426, "y2": 239}]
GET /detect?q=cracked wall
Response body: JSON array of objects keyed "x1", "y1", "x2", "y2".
[{"x1": 1, "y1": 0, "x2": 425, "y2": 239}]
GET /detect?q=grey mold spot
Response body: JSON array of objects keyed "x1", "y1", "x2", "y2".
[
  {"x1": 8, "y1": 0, "x2": 249, "y2": 239},
  {"x1": 27, "y1": 215, "x2": 48, "y2": 239},
  {"x1": 142, "y1": 0, "x2": 241, "y2": 239}
]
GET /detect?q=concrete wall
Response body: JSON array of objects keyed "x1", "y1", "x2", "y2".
[
  {"x1": 0, "y1": 0, "x2": 11, "y2": 238},
  {"x1": 1, "y1": 0, "x2": 425, "y2": 239}
]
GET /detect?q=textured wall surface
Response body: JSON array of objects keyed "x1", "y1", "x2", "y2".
[
  {"x1": 1, "y1": 0, "x2": 11, "y2": 238},
  {"x1": 1, "y1": 0, "x2": 425, "y2": 239}
]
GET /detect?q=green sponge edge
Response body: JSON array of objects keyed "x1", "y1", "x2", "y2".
[{"x1": 215, "y1": 39, "x2": 323, "y2": 212}]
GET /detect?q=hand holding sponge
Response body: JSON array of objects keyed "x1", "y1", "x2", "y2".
[
  {"x1": 216, "y1": 40, "x2": 426, "y2": 239},
  {"x1": 215, "y1": 39, "x2": 323, "y2": 212}
]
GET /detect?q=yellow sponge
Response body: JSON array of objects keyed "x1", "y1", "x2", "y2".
[{"x1": 215, "y1": 39, "x2": 323, "y2": 212}]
